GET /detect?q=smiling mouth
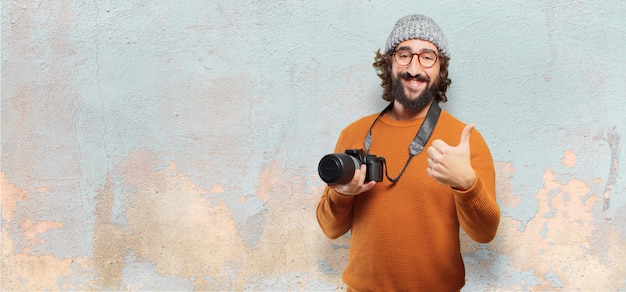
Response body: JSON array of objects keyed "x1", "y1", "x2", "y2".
[
  {"x1": 402, "y1": 76, "x2": 427, "y2": 90},
  {"x1": 403, "y1": 73, "x2": 428, "y2": 89},
  {"x1": 400, "y1": 72, "x2": 429, "y2": 83}
]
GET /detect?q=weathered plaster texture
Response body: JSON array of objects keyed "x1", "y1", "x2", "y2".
[{"x1": 2, "y1": 1, "x2": 625, "y2": 290}]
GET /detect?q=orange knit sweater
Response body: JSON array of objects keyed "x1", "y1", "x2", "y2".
[{"x1": 316, "y1": 109, "x2": 500, "y2": 291}]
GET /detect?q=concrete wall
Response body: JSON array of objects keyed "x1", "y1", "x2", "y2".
[{"x1": 2, "y1": 1, "x2": 625, "y2": 290}]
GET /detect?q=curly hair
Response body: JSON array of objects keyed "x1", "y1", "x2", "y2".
[{"x1": 372, "y1": 50, "x2": 451, "y2": 103}]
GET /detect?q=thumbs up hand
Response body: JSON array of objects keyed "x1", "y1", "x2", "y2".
[{"x1": 426, "y1": 124, "x2": 477, "y2": 190}]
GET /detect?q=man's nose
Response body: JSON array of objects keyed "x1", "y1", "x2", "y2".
[{"x1": 406, "y1": 55, "x2": 423, "y2": 76}]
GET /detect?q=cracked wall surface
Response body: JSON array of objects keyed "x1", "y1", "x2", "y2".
[{"x1": 2, "y1": 1, "x2": 625, "y2": 290}]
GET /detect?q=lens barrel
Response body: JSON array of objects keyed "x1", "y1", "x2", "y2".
[{"x1": 318, "y1": 153, "x2": 360, "y2": 184}]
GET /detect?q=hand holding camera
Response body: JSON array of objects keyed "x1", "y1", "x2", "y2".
[
  {"x1": 329, "y1": 164, "x2": 377, "y2": 196},
  {"x1": 318, "y1": 149, "x2": 383, "y2": 196}
]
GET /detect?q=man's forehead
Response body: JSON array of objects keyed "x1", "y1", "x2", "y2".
[{"x1": 395, "y1": 39, "x2": 438, "y2": 52}]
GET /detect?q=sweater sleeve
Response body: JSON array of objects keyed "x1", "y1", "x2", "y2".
[
  {"x1": 452, "y1": 130, "x2": 500, "y2": 243},
  {"x1": 316, "y1": 188, "x2": 355, "y2": 239},
  {"x1": 316, "y1": 128, "x2": 357, "y2": 239}
]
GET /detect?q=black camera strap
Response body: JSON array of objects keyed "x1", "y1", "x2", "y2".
[{"x1": 364, "y1": 101, "x2": 441, "y2": 183}]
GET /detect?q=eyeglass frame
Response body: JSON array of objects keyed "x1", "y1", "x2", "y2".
[{"x1": 392, "y1": 48, "x2": 440, "y2": 68}]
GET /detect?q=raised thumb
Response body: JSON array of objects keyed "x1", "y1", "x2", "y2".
[{"x1": 460, "y1": 124, "x2": 475, "y2": 146}]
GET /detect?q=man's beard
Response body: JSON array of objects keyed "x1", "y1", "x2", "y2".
[{"x1": 391, "y1": 72, "x2": 438, "y2": 112}]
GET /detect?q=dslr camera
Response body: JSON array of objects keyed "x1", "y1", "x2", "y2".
[{"x1": 318, "y1": 149, "x2": 383, "y2": 184}]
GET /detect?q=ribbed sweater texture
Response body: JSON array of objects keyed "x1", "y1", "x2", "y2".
[{"x1": 316, "y1": 109, "x2": 500, "y2": 291}]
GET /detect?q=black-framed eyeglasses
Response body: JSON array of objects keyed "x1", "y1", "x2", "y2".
[{"x1": 393, "y1": 49, "x2": 439, "y2": 68}]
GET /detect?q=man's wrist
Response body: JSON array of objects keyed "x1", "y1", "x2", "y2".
[{"x1": 453, "y1": 171, "x2": 477, "y2": 191}]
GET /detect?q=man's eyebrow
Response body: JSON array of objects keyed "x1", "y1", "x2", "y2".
[{"x1": 395, "y1": 46, "x2": 437, "y2": 54}]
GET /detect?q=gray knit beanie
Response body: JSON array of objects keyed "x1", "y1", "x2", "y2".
[{"x1": 384, "y1": 14, "x2": 449, "y2": 57}]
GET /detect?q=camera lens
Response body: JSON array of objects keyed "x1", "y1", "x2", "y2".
[{"x1": 318, "y1": 153, "x2": 360, "y2": 184}]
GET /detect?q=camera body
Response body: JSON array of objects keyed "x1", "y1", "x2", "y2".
[{"x1": 318, "y1": 149, "x2": 384, "y2": 184}]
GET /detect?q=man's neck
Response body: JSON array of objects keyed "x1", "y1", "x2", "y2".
[{"x1": 387, "y1": 100, "x2": 433, "y2": 121}]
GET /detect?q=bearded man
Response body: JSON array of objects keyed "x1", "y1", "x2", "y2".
[{"x1": 316, "y1": 14, "x2": 500, "y2": 291}]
